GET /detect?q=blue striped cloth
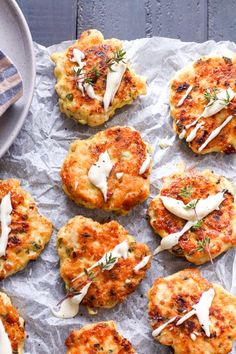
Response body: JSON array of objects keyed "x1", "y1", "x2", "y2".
[{"x1": 0, "y1": 50, "x2": 23, "y2": 116}]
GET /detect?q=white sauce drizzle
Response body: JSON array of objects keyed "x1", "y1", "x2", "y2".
[
  {"x1": 139, "y1": 153, "x2": 151, "y2": 175},
  {"x1": 202, "y1": 88, "x2": 235, "y2": 118},
  {"x1": 51, "y1": 282, "x2": 92, "y2": 319},
  {"x1": 0, "y1": 319, "x2": 12, "y2": 354},
  {"x1": 152, "y1": 316, "x2": 176, "y2": 337},
  {"x1": 198, "y1": 115, "x2": 233, "y2": 152},
  {"x1": 190, "y1": 333, "x2": 197, "y2": 341},
  {"x1": 116, "y1": 172, "x2": 124, "y2": 180},
  {"x1": 72, "y1": 240, "x2": 129, "y2": 282},
  {"x1": 177, "y1": 85, "x2": 193, "y2": 107},
  {"x1": 186, "y1": 122, "x2": 204, "y2": 142},
  {"x1": 176, "y1": 288, "x2": 215, "y2": 337},
  {"x1": 154, "y1": 191, "x2": 225, "y2": 254},
  {"x1": 103, "y1": 61, "x2": 126, "y2": 112},
  {"x1": 160, "y1": 191, "x2": 225, "y2": 222},
  {"x1": 72, "y1": 48, "x2": 99, "y2": 100},
  {"x1": 88, "y1": 151, "x2": 114, "y2": 202},
  {"x1": 133, "y1": 255, "x2": 151, "y2": 272},
  {"x1": 0, "y1": 193, "x2": 12, "y2": 257},
  {"x1": 179, "y1": 129, "x2": 186, "y2": 139},
  {"x1": 154, "y1": 220, "x2": 195, "y2": 255}
]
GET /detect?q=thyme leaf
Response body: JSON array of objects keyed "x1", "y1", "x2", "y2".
[
  {"x1": 99, "y1": 253, "x2": 117, "y2": 271},
  {"x1": 184, "y1": 199, "x2": 198, "y2": 210},
  {"x1": 191, "y1": 220, "x2": 203, "y2": 230},
  {"x1": 178, "y1": 185, "x2": 193, "y2": 198}
]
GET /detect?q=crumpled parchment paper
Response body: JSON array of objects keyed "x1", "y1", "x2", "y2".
[{"x1": 0, "y1": 36, "x2": 235, "y2": 354}]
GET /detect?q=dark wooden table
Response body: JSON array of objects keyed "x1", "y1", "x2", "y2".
[{"x1": 16, "y1": 0, "x2": 236, "y2": 47}]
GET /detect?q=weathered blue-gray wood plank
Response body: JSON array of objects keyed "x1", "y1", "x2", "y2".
[
  {"x1": 77, "y1": 0, "x2": 208, "y2": 42},
  {"x1": 16, "y1": 0, "x2": 77, "y2": 46},
  {"x1": 208, "y1": 0, "x2": 236, "y2": 41}
]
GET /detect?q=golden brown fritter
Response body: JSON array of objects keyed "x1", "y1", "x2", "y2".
[
  {"x1": 0, "y1": 291, "x2": 25, "y2": 353},
  {"x1": 65, "y1": 321, "x2": 136, "y2": 354},
  {"x1": 51, "y1": 29, "x2": 146, "y2": 126},
  {"x1": 170, "y1": 55, "x2": 236, "y2": 154},
  {"x1": 57, "y1": 215, "x2": 151, "y2": 311},
  {"x1": 148, "y1": 167, "x2": 236, "y2": 265},
  {"x1": 61, "y1": 126, "x2": 151, "y2": 215},
  {"x1": 0, "y1": 179, "x2": 53, "y2": 279},
  {"x1": 148, "y1": 268, "x2": 236, "y2": 354}
]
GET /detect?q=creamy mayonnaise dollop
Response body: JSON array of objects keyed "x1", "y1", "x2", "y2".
[
  {"x1": 88, "y1": 151, "x2": 114, "y2": 202},
  {"x1": 0, "y1": 318, "x2": 12, "y2": 354},
  {"x1": 133, "y1": 255, "x2": 151, "y2": 272},
  {"x1": 202, "y1": 88, "x2": 235, "y2": 118},
  {"x1": 176, "y1": 288, "x2": 215, "y2": 337},
  {"x1": 51, "y1": 282, "x2": 92, "y2": 319},
  {"x1": 103, "y1": 61, "x2": 126, "y2": 112},
  {"x1": 0, "y1": 193, "x2": 12, "y2": 257}
]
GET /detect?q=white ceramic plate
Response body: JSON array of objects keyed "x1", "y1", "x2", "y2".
[{"x1": 0, "y1": 0, "x2": 35, "y2": 158}]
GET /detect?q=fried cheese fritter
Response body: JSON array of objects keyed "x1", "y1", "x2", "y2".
[
  {"x1": 57, "y1": 215, "x2": 151, "y2": 311},
  {"x1": 148, "y1": 268, "x2": 236, "y2": 354},
  {"x1": 65, "y1": 321, "x2": 136, "y2": 353},
  {"x1": 148, "y1": 167, "x2": 236, "y2": 264},
  {"x1": 51, "y1": 29, "x2": 146, "y2": 126},
  {"x1": 61, "y1": 126, "x2": 151, "y2": 215},
  {"x1": 170, "y1": 55, "x2": 236, "y2": 154},
  {"x1": 0, "y1": 179, "x2": 53, "y2": 279},
  {"x1": 0, "y1": 291, "x2": 25, "y2": 354}
]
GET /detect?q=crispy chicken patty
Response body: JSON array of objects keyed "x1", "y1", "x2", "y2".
[
  {"x1": 65, "y1": 321, "x2": 136, "y2": 354},
  {"x1": 51, "y1": 29, "x2": 146, "y2": 126},
  {"x1": 148, "y1": 167, "x2": 236, "y2": 264},
  {"x1": 148, "y1": 269, "x2": 236, "y2": 354},
  {"x1": 61, "y1": 126, "x2": 151, "y2": 215},
  {"x1": 0, "y1": 291, "x2": 25, "y2": 353},
  {"x1": 57, "y1": 216, "x2": 151, "y2": 311},
  {"x1": 0, "y1": 179, "x2": 53, "y2": 279},
  {"x1": 170, "y1": 55, "x2": 236, "y2": 154}
]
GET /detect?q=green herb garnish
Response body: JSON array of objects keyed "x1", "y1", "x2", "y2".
[
  {"x1": 108, "y1": 49, "x2": 126, "y2": 71},
  {"x1": 192, "y1": 220, "x2": 203, "y2": 230},
  {"x1": 184, "y1": 199, "x2": 198, "y2": 210},
  {"x1": 178, "y1": 185, "x2": 193, "y2": 198},
  {"x1": 99, "y1": 253, "x2": 117, "y2": 271}
]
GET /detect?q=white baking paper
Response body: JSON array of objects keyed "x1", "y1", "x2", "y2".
[{"x1": 0, "y1": 36, "x2": 235, "y2": 353}]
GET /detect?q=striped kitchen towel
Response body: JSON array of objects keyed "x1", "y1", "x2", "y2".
[{"x1": 0, "y1": 50, "x2": 23, "y2": 116}]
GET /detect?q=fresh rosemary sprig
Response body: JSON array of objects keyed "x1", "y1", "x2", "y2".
[
  {"x1": 178, "y1": 185, "x2": 193, "y2": 198},
  {"x1": 197, "y1": 237, "x2": 210, "y2": 251},
  {"x1": 203, "y1": 87, "x2": 218, "y2": 105},
  {"x1": 99, "y1": 253, "x2": 118, "y2": 271},
  {"x1": 107, "y1": 49, "x2": 126, "y2": 71},
  {"x1": 84, "y1": 77, "x2": 94, "y2": 85},
  {"x1": 84, "y1": 268, "x2": 96, "y2": 281},
  {"x1": 91, "y1": 65, "x2": 101, "y2": 80}
]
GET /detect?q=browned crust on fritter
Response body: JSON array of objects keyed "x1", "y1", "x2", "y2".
[
  {"x1": 51, "y1": 29, "x2": 146, "y2": 126},
  {"x1": 147, "y1": 168, "x2": 236, "y2": 265},
  {"x1": 148, "y1": 268, "x2": 236, "y2": 354},
  {"x1": 65, "y1": 321, "x2": 136, "y2": 353},
  {"x1": 0, "y1": 179, "x2": 53, "y2": 279},
  {"x1": 0, "y1": 291, "x2": 25, "y2": 353},
  {"x1": 57, "y1": 215, "x2": 151, "y2": 310},
  {"x1": 170, "y1": 55, "x2": 236, "y2": 154},
  {"x1": 61, "y1": 126, "x2": 151, "y2": 215}
]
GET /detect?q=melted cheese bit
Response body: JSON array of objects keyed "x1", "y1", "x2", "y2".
[
  {"x1": 133, "y1": 255, "x2": 151, "y2": 272},
  {"x1": 103, "y1": 61, "x2": 126, "y2": 112},
  {"x1": 198, "y1": 115, "x2": 233, "y2": 152},
  {"x1": 0, "y1": 193, "x2": 12, "y2": 257},
  {"x1": 190, "y1": 333, "x2": 197, "y2": 341},
  {"x1": 152, "y1": 316, "x2": 176, "y2": 337},
  {"x1": 155, "y1": 191, "x2": 225, "y2": 254},
  {"x1": 88, "y1": 151, "x2": 114, "y2": 202},
  {"x1": 84, "y1": 82, "x2": 100, "y2": 100},
  {"x1": 72, "y1": 240, "x2": 129, "y2": 282},
  {"x1": 186, "y1": 122, "x2": 204, "y2": 142},
  {"x1": 202, "y1": 88, "x2": 235, "y2": 118},
  {"x1": 0, "y1": 319, "x2": 12, "y2": 354},
  {"x1": 116, "y1": 172, "x2": 124, "y2": 180},
  {"x1": 177, "y1": 85, "x2": 193, "y2": 107},
  {"x1": 52, "y1": 282, "x2": 92, "y2": 319},
  {"x1": 158, "y1": 136, "x2": 175, "y2": 149},
  {"x1": 160, "y1": 191, "x2": 225, "y2": 222},
  {"x1": 139, "y1": 153, "x2": 151, "y2": 175},
  {"x1": 176, "y1": 288, "x2": 215, "y2": 337},
  {"x1": 153, "y1": 221, "x2": 195, "y2": 255}
]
